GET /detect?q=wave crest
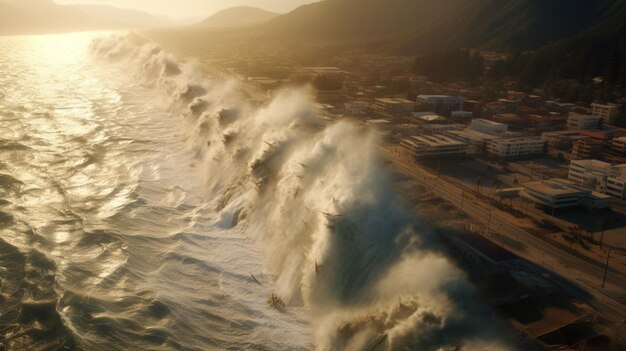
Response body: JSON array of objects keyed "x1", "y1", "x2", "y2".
[{"x1": 91, "y1": 34, "x2": 516, "y2": 351}]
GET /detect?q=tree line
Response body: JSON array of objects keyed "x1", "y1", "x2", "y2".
[{"x1": 413, "y1": 38, "x2": 626, "y2": 90}]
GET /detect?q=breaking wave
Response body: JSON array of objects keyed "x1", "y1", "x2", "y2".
[{"x1": 91, "y1": 34, "x2": 516, "y2": 351}]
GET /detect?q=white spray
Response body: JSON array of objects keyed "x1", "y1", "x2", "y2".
[{"x1": 91, "y1": 34, "x2": 517, "y2": 351}]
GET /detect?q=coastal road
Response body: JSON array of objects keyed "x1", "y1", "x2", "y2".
[{"x1": 382, "y1": 146, "x2": 626, "y2": 323}]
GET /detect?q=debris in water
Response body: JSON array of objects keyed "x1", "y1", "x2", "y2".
[{"x1": 267, "y1": 293, "x2": 285, "y2": 309}]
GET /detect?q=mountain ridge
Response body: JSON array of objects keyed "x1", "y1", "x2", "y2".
[{"x1": 197, "y1": 6, "x2": 277, "y2": 29}]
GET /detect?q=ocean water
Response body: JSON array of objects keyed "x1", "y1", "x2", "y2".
[{"x1": 0, "y1": 32, "x2": 513, "y2": 351}]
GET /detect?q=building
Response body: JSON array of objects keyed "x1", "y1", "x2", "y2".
[
  {"x1": 496, "y1": 99, "x2": 521, "y2": 113},
  {"x1": 528, "y1": 114, "x2": 567, "y2": 131},
  {"x1": 591, "y1": 103, "x2": 620, "y2": 125},
  {"x1": 487, "y1": 138, "x2": 545, "y2": 159},
  {"x1": 450, "y1": 110, "x2": 473, "y2": 123},
  {"x1": 567, "y1": 114, "x2": 603, "y2": 130},
  {"x1": 412, "y1": 112, "x2": 447, "y2": 124},
  {"x1": 612, "y1": 137, "x2": 626, "y2": 155},
  {"x1": 444, "y1": 129, "x2": 499, "y2": 145},
  {"x1": 491, "y1": 113, "x2": 528, "y2": 130},
  {"x1": 522, "y1": 178, "x2": 610, "y2": 211},
  {"x1": 568, "y1": 159, "x2": 626, "y2": 199},
  {"x1": 571, "y1": 139, "x2": 604, "y2": 160},
  {"x1": 547, "y1": 101, "x2": 576, "y2": 113},
  {"x1": 401, "y1": 135, "x2": 468, "y2": 158},
  {"x1": 470, "y1": 118, "x2": 508, "y2": 135},
  {"x1": 463, "y1": 100, "x2": 479, "y2": 112},
  {"x1": 420, "y1": 124, "x2": 464, "y2": 134},
  {"x1": 444, "y1": 129, "x2": 499, "y2": 154},
  {"x1": 374, "y1": 98, "x2": 414, "y2": 115},
  {"x1": 416, "y1": 95, "x2": 464, "y2": 115},
  {"x1": 542, "y1": 131, "x2": 589, "y2": 160}
]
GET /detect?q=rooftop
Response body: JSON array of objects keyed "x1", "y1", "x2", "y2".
[
  {"x1": 567, "y1": 114, "x2": 602, "y2": 121},
  {"x1": 490, "y1": 137, "x2": 544, "y2": 145},
  {"x1": 375, "y1": 97, "x2": 415, "y2": 104},
  {"x1": 523, "y1": 179, "x2": 588, "y2": 197},
  {"x1": 473, "y1": 118, "x2": 506, "y2": 126},
  {"x1": 445, "y1": 129, "x2": 500, "y2": 142},
  {"x1": 412, "y1": 112, "x2": 446, "y2": 122},
  {"x1": 417, "y1": 94, "x2": 463, "y2": 100},
  {"x1": 405, "y1": 134, "x2": 466, "y2": 147},
  {"x1": 571, "y1": 159, "x2": 626, "y2": 177}
]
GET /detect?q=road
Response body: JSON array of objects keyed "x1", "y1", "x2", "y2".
[{"x1": 382, "y1": 146, "x2": 626, "y2": 324}]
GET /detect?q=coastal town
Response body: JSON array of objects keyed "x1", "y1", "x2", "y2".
[{"x1": 150, "y1": 42, "x2": 626, "y2": 350}]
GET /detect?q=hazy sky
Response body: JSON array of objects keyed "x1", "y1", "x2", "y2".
[{"x1": 55, "y1": 0, "x2": 321, "y2": 19}]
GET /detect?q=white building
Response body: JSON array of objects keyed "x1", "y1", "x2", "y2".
[
  {"x1": 374, "y1": 98, "x2": 414, "y2": 114},
  {"x1": 522, "y1": 178, "x2": 610, "y2": 211},
  {"x1": 568, "y1": 159, "x2": 626, "y2": 199},
  {"x1": 401, "y1": 135, "x2": 468, "y2": 158},
  {"x1": 487, "y1": 138, "x2": 545, "y2": 158},
  {"x1": 416, "y1": 95, "x2": 464, "y2": 115},
  {"x1": 470, "y1": 118, "x2": 508, "y2": 135},
  {"x1": 591, "y1": 103, "x2": 620, "y2": 125},
  {"x1": 444, "y1": 129, "x2": 499, "y2": 145},
  {"x1": 567, "y1": 114, "x2": 603, "y2": 130}
]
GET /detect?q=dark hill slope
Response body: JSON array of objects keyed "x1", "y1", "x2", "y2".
[{"x1": 198, "y1": 6, "x2": 278, "y2": 29}]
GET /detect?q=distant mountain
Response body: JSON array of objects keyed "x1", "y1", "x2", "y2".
[
  {"x1": 0, "y1": 0, "x2": 110, "y2": 34},
  {"x1": 0, "y1": 0, "x2": 109, "y2": 34},
  {"x1": 414, "y1": 0, "x2": 626, "y2": 51},
  {"x1": 70, "y1": 4, "x2": 173, "y2": 29},
  {"x1": 0, "y1": 0, "x2": 181, "y2": 35},
  {"x1": 252, "y1": 0, "x2": 626, "y2": 53},
  {"x1": 258, "y1": 0, "x2": 464, "y2": 42},
  {"x1": 197, "y1": 6, "x2": 278, "y2": 29}
]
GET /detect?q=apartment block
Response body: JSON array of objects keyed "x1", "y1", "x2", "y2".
[
  {"x1": 571, "y1": 139, "x2": 604, "y2": 160},
  {"x1": 591, "y1": 103, "x2": 620, "y2": 125},
  {"x1": 470, "y1": 118, "x2": 508, "y2": 135},
  {"x1": 487, "y1": 138, "x2": 545, "y2": 158},
  {"x1": 567, "y1": 114, "x2": 602, "y2": 130},
  {"x1": 568, "y1": 159, "x2": 626, "y2": 199},
  {"x1": 401, "y1": 135, "x2": 468, "y2": 158}
]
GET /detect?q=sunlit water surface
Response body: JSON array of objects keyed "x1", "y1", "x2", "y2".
[{"x1": 0, "y1": 32, "x2": 309, "y2": 351}]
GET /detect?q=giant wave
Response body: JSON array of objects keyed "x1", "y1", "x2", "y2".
[{"x1": 91, "y1": 34, "x2": 516, "y2": 351}]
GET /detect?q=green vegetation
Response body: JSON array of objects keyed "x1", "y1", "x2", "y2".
[{"x1": 412, "y1": 49, "x2": 484, "y2": 83}]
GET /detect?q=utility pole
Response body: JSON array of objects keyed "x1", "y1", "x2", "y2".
[
  {"x1": 436, "y1": 159, "x2": 441, "y2": 178},
  {"x1": 600, "y1": 220, "x2": 607, "y2": 250},
  {"x1": 602, "y1": 249, "x2": 613, "y2": 288},
  {"x1": 461, "y1": 191, "x2": 464, "y2": 209}
]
